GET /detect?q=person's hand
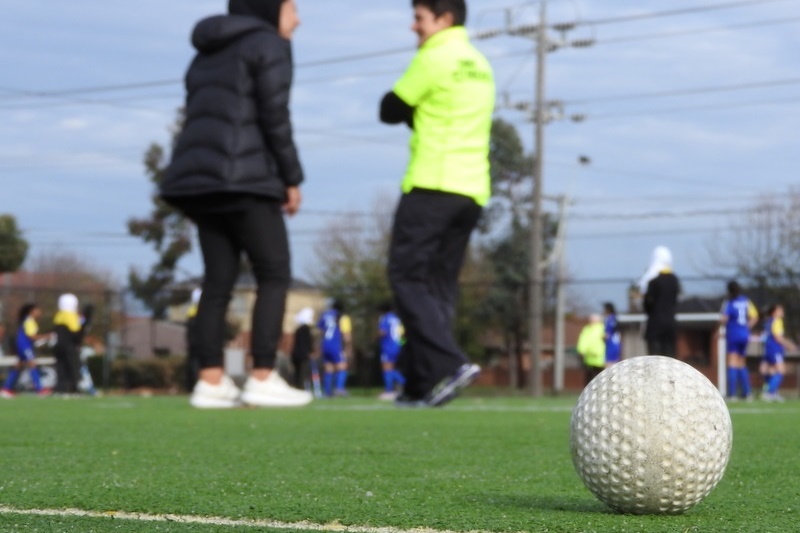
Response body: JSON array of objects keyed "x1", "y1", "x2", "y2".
[{"x1": 283, "y1": 186, "x2": 301, "y2": 216}]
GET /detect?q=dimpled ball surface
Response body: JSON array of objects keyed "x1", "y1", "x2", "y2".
[{"x1": 569, "y1": 356, "x2": 732, "y2": 515}]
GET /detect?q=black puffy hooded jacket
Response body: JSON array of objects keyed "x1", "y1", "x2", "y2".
[{"x1": 160, "y1": 11, "x2": 303, "y2": 205}]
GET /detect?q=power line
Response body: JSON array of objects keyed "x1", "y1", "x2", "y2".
[
  {"x1": 0, "y1": 0, "x2": 791, "y2": 103},
  {"x1": 569, "y1": 225, "x2": 735, "y2": 240},
  {"x1": 595, "y1": 15, "x2": 800, "y2": 45},
  {"x1": 5, "y1": 220, "x2": 743, "y2": 252},
  {"x1": 563, "y1": 78, "x2": 800, "y2": 105},
  {"x1": 572, "y1": 0, "x2": 794, "y2": 27},
  {"x1": 296, "y1": 46, "x2": 412, "y2": 68},
  {"x1": 571, "y1": 207, "x2": 748, "y2": 221},
  {"x1": 587, "y1": 95, "x2": 800, "y2": 120},
  {"x1": 0, "y1": 80, "x2": 179, "y2": 100}
]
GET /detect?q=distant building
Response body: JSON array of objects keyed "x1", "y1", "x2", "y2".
[{"x1": 119, "y1": 317, "x2": 187, "y2": 360}]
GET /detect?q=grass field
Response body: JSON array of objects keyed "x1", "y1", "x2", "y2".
[{"x1": 1, "y1": 391, "x2": 798, "y2": 532}]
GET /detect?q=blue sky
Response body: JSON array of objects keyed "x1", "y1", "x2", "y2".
[{"x1": 2, "y1": 0, "x2": 799, "y2": 310}]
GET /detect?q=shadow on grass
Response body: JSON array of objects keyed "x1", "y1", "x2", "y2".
[{"x1": 467, "y1": 493, "x2": 614, "y2": 515}]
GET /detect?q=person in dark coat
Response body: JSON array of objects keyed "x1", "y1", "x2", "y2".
[
  {"x1": 53, "y1": 293, "x2": 84, "y2": 394},
  {"x1": 159, "y1": 0, "x2": 311, "y2": 409},
  {"x1": 639, "y1": 246, "x2": 681, "y2": 358},
  {"x1": 290, "y1": 307, "x2": 314, "y2": 390}
]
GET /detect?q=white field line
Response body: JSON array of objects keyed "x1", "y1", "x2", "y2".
[
  {"x1": 311, "y1": 404, "x2": 575, "y2": 412},
  {"x1": 310, "y1": 403, "x2": 800, "y2": 414},
  {"x1": 0, "y1": 505, "x2": 477, "y2": 533}
]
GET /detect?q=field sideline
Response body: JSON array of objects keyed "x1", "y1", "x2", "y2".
[{"x1": 1, "y1": 394, "x2": 798, "y2": 532}]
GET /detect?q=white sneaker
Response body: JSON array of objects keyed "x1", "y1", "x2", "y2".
[
  {"x1": 190, "y1": 375, "x2": 241, "y2": 409},
  {"x1": 241, "y1": 372, "x2": 313, "y2": 407}
]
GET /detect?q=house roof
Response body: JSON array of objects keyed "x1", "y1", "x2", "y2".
[{"x1": 0, "y1": 271, "x2": 108, "y2": 292}]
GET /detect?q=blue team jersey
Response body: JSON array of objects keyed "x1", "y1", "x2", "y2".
[
  {"x1": 318, "y1": 309, "x2": 343, "y2": 355},
  {"x1": 604, "y1": 315, "x2": 621, "y2": 361},
  {"x1": 722, "y1": 296, "x2": 757, "y2": 344},
  {"x1": 16, "y1": 317, "x2": 37, "y2": 359},
  {"x1": 764, "y1": 317, "x2": 785, "y2": 358},
  {"x1": 379, "y1": 312, "x2": 403, "y2": 357}
]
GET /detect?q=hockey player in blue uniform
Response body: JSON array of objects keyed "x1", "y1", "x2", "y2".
[
  {"x1": 761, "y1": 304, "x2": 796, "y2": 402},
  {"x1": 378, "y1": 302, "x2": 405, "y2": 400},
  {"x1": 603, "y1": 302, "x2": 621, "y2": 367},
  {"x1": 720, "y1": 281, "x2": 758, "y2": 401},
  {"x1": 1, "y1": 303, "x2": 53, "y2": 398},
  {"x1": 317, "y1": 300, "x2": 351, "y2": 397}
]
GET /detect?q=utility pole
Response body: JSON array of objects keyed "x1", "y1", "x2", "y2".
[
  {"x1": 548, "y1": 194, "x2": 570, "y2": 394},
  {"x1": 529, "y1": 0, "x2": 547, "y2": 397},
  {"x1": 474, "y1": 2, "x2": 591, "y2": 396}
]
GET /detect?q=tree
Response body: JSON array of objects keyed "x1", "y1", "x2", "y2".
[
  {"x1": 311, "y1": 198, "x2": 395, "y2": 385},
  {"x1": 481, "y1": 119, "x2": 536, "y2": 233},
  {"x1": 127, "y1": 112, "x2": 193, "y2": 319},
  {"x1": 0, "y1": 214, "x2": 29, "y2": 273},
  {"x1": 706, "y1": 190, "x2": 800, "y2": 335}
]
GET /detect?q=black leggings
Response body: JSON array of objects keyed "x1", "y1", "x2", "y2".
[{"x1": 192, "y1": 200, "x2": 290, "y2": 370}]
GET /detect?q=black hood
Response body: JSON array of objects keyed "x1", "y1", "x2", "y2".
[
  {"x1": 228, "y1": 0, "x2": 283, "y2": 27},
  {"x1": 191, "y1": 15, "x2": 272, "y2": 54}
]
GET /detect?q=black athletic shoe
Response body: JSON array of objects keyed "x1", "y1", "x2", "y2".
[
  {"x1": 426, "y1": 363, "x2": 481, "y2": 407},
  {"x1": 394, "y1": 394, "x2": 429, "y2": 408}
]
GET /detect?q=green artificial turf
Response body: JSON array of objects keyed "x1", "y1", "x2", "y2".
[{"x1": 0, "y1": 393, "x2": 798, "y2": 532}]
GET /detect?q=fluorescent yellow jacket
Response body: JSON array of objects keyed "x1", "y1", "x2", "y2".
[
  {"x1": 53, "y1": 310, "x2": 81, "y2": 333},
  {"x1": 393, "y1": 26, "x2": 495, "y2": 205},
  {"x1": 577, "y1": 322, "x2": 606, "y2": 368}
]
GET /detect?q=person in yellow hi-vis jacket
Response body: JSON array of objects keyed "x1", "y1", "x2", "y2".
[
  {"x1": 379, "y1": 0, "x2": 494, "y2": 408},
  {"x1": 577, "y1": 314, "x2": 607, "y2": 386}
]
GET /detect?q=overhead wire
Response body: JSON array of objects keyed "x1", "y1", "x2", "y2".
[
  {"x1": 571, "y1": 0, "x2": 794, "y2": 27},
  {"x1": 4, "y1": 0, "x2": 797, "y2": 264},
  {"x1": 0, "y1": 0, "x2": 795, "y2": 104}
]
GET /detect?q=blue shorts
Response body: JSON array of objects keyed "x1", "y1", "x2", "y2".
[
  {"x1": 605, "y1": 354, "x2": 621, "y2": 364},
  {"x1": 764, "y1": 351, "x2": 784, "y2": 366},
  {"x1": 322, "y1": 350, "x2": 345, "y2": 365},
  {"x1": 16, "y1": 347, "x2": 35, "y2": 363},
  {"x1": 381, "y1": 352, "x2": 400, "y2": 365},
  {"x1": 727, "y1": 339, "x2": 749, "y2": 357}
]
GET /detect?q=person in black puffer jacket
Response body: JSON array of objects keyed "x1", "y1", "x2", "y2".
[{"x1": 160, "y1": 0, "x2": 312, "y2": 409}]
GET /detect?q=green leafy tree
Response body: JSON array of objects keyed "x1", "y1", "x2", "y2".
[
  {"x1": 128, "y1": 112, "x2": 193, "y2": 319},
  {"x1": 0, "y1": 214, "x2": 29, "y2": 273},
  {"x1": 475, "y1": 119, "x2": 559, "y2": 388}
]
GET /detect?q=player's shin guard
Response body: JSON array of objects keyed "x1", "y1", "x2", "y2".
[
  {"x1": 726, "y1": 368, "x2": 738, "y2": 397},
  {"x1": 29, "y1": 367, "x2": 42, "y2": 391},
  {"x1": 738, "y1": 367, "x2": 751, "y2": 397},
  {"x1": 323, "y1": 372, "x2": 333, "y2": 397},
  {"x1": 768, "y1": 373, "x2": 784, "y2": 394},
  {"x1": 335, "y1": 370, "x2": 347, "y2": 391},
  {"x1": 3, "y1": 369, "x2": 20, "y2": 391}
]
